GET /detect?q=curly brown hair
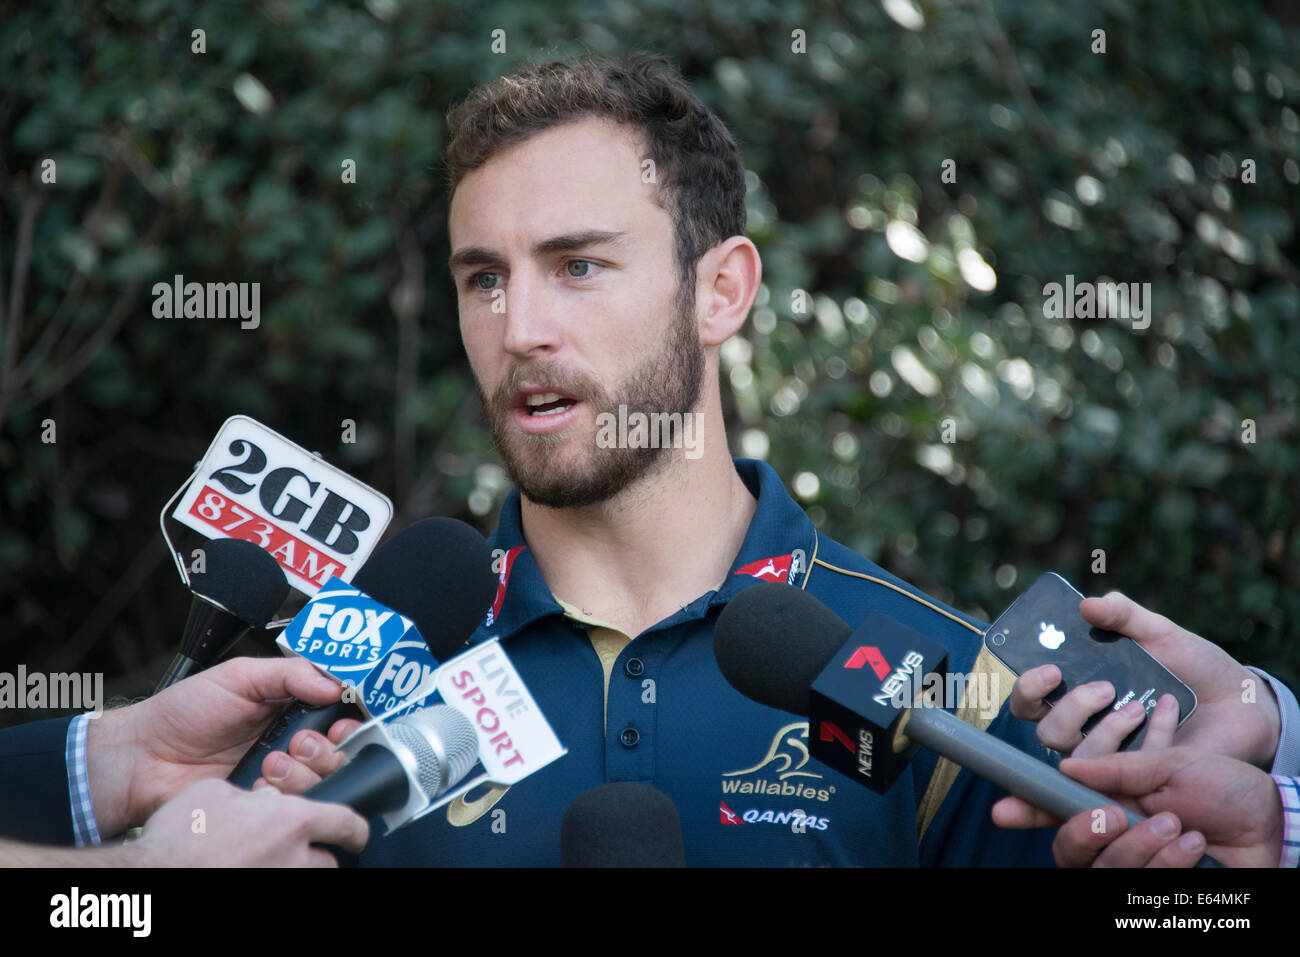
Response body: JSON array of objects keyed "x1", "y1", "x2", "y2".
[{"x1": 444, "y1": 53, "x2": 747, "y2": 288}]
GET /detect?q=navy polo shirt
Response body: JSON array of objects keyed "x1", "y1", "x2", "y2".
[{"x1": 360, "y1": 458, "x2": 1058, "y2": 866}]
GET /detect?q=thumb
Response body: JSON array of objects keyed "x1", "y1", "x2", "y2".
[
  {"x1": 1078, "y1": 592, "x2": 1179, "y2": 650},
  {"x1": 211, "y1": 656, "x2": 343, "y2": 707}
]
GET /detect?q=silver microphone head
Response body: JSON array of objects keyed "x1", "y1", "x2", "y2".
[{"x1": 386, "y1": 705, "x2": 479, "y2": 800}]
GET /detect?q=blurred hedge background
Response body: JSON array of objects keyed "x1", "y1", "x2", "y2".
[{"x1": 1, "y1": 0, "x2": 1297, "y2": 720}]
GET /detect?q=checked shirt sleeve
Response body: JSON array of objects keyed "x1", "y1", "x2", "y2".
[
  {"x1": 65, "y1": 713, "x2": 102, "y2": 847},
  {"x1": 1273, "y1": 774, "x2": 1300, "y2": 869}
]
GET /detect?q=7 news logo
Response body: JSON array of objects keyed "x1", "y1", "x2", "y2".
[
  {"x1": 844, "y1": 644, "x2": 890, "y2": 680},
  {"x1": 820, "y1": 720, "x2": 874, "y2": 778},
  {"x1": 843, "y1": 643, "x2": 926, "y2": 708}
]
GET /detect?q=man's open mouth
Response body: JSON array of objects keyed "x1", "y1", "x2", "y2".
[{"x1": 521, "y1": 392, "x2": 579, "y2": 416}]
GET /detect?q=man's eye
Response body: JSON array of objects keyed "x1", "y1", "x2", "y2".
[
  {"x1": 471, "y1": 272, "x2": 500, "y2": 290},
  {"x1": 565, "y1": 259, "x2": 597, "y2": 278}
]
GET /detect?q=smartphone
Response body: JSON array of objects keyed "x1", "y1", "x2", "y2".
[{"x1": 984, "y1": 572, "x2": 1196, "y2": 751}]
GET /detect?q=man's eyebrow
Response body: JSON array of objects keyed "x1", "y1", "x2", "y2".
[{"x1": 448, "y1": 230, "x2": 627, "y2": 272}]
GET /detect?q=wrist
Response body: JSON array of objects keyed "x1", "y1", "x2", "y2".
[
  {"x1": 1247, "y1": 674, "x2": 1282, "y2": 769},
  {"x1": 85, "y1": 703, "x2": 147, "y2": 837}
]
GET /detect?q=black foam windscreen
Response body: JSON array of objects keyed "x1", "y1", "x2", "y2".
[
  {"x1": 561, "y1": 782, "x2": 686, "y2": 867},
  {"x1": 191, "y1": 537, "x2": 290, "y2": 626},
  {"x1": 713, "y1": 581, "x2": 852, "y2": 715},
  {"x1": 350, "y1": 517, "x2": 497, "y2": 660}
]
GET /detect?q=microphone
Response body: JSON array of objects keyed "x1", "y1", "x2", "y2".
[
  {"x1": 713, "y1": 582, "x2": 1223, "y2": 868},
  {"x1": 226, "y1": 517, "x2": 496, "y2": 787},
  {"x1": 561, "y1": 782, "x2": 686, "y2": 867},
  {"x1": 156, "y1": 537, "x2": 290, "y2": 692},
  {"x1": 304, "y1": 704, "x2": 480, "y2": 822}
]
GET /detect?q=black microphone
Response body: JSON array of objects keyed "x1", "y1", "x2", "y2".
[
  {"x1": 561, "y1": 782, "x2": 686, "y2": 867},
  {"x1": 304, "y1": 704, "x2": 480, "y2": 822},
  {"x1": 156, "y1": 538, "x2": 290, "y2": 692},
  {"x1": 226, "y1": 517, "x2": 496, "y2": 787},
  {"x1": 713, "y1": 582, "x2": 1223, "y2": 868}
]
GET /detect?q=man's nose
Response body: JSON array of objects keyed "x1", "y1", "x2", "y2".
[{"x1": 501, "y1": 268, "x2": 560, "y2": 357}]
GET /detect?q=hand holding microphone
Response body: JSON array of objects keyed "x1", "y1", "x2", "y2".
[
  {"x1": 227, "y1": 517, "x2": 497, "y2": 788},
  {"x1": 713, "y1": 583, "x2": 1225, "y2": 867},
  {"x1": 993, "y1": 702, "x2": 1289, "y2": 868},
  {"x1": 79, "y1": 655, "x2": 354, "y2": 840},
  {"x1": 301, "y1": 705, "x2": 480, "y2": 821}
]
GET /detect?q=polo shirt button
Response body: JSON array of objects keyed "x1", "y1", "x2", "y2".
[
  {"x1": 624, "y1": 658, "x2": 644, "y2": 677},
  {"x1": 619, "y1": 727, "x2": 640, "y2": 748}
]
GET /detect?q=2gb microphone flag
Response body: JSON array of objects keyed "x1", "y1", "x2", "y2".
[
  {"x1": 278, "y1": 576, "x2": 441, "y2": 718},
  {"x1": 170, "y1": 415, "x2": 394, "y2": 594}
]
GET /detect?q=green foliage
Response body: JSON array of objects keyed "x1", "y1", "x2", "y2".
[{"x1": 0, "y1": 0, "x2": 1297, "y2": 702}]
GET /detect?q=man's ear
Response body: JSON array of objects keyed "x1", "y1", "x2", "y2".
[{"x1": 696, "y1": 236, "x2": 762, "y2": 347}]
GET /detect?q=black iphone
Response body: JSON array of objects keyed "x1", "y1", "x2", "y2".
[{"x1": 984, "y1": 572, "x2": 1196, "y2": 751}]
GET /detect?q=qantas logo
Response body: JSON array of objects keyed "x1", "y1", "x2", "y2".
[
  {"x1": 733, "y1": 548, "x2": 806, "y2": 585},
  {"x1": 742, "y1": 808, "x2": 830, "y2": 831},
  {"x1": 844, "y1": 645, "x2": 891, "y2": 680},
  {"x1": 735, "y1": 554, "x2": 792, "y2": 582},
  {"x1": 718, "y1": 801, "x2": 830, "y2": 831},
  {"x1": 483, "y1": 546, "x2": 525, "y2": 628}
]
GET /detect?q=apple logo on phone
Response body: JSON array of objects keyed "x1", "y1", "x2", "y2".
[{"x1": 1038, "y1": 622, "x2": 1066, "y2": 650}]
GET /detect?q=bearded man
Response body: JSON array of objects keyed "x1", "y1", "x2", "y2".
[{"x1": 268, "y1": 54, "x2": 1299, "y2": 867}]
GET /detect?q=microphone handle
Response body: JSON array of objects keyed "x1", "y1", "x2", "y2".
[
  {"x1": 902, "y1": 706, "x2": 1223, "y2": 868},
  {"x1": 155, "y1": 653, "x2": 202, "y2": 694},
  {"x1": 228, "y1": 699, "x2": 366, "y2": 788},
  {"x1": 303, "y1": 743, "x2": 410, "y2": 819}
]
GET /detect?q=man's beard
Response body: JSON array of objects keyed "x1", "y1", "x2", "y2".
[{"x1": 479, "y1": 283, "x2": 705, "y2": 509}]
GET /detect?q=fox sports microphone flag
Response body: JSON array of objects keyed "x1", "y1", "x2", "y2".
[{"x1": 225, "y1": 516, "x2": 498, "y2": 787}]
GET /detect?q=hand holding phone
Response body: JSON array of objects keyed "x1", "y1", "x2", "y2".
[{"x1": 985, "y1": 573, "x2": 1197, "y2": 752}]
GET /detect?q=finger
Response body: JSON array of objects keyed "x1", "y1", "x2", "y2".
[
  {"x1": 1051, "y1": 805, "x2": 1128, "y2": 867},
  {"x1": 305, "y1": 847, "x2": 341, "y2": 868},
  {"x1": 1008, "y1": 665, "x2": 1062, "y2": 722},
  {"x1": 260, "y1": 750, "x2": 327, "y2": 795},
  {"x1": 288, "y1": 730, "x2": 349, "y2": 779},
  {"x1": 1146, "y1": 831, "x2": 1206, "y2": 868},
  {"x1": 1037, "y1": 681, "x2": 1116, "y2": 753},
  {"x1": 281, "y1": 660, "x2": 348, "y2": 706},
  {"x1": 1080, "y1": 593, "x2": 1181, "y2": 650},
  {"x1": 211, "y1": 656, "x2": 343, "y2": 708},
  {"x1": 327, "y1": 719, "x2": 364, "y2": 745},
  {"x1": 297, "y1": 799, "x2": 370, "y2": 853},
  {"x1": 991, "y1": 795, "x2": 1061, "y2": 830},
  {"x1": 1093, "y1": 812, "x2": 1183, "y2": 868},
  {"x1": 1072, "y1": 700, "x2": 1147, "y2": 758},
  {"x1": 1060, "y1": 749, "x2": 1183, "y2": 798},
  {"x1": 1140, "y1": 695, "x2": 1179, "y2": 750}
]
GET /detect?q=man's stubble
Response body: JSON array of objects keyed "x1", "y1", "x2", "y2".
[{"x1": 478, "y1": 280, "x2": 705, "y2": 509}]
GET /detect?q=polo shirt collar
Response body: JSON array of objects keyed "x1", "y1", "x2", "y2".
[{"x1": 476, "y1": 458, "x2": 817, "y2": 642}]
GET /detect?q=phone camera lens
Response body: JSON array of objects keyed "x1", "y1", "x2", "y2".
[{"x1": 990, "y1": 631, "x2": 1007, "y2": 646}]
